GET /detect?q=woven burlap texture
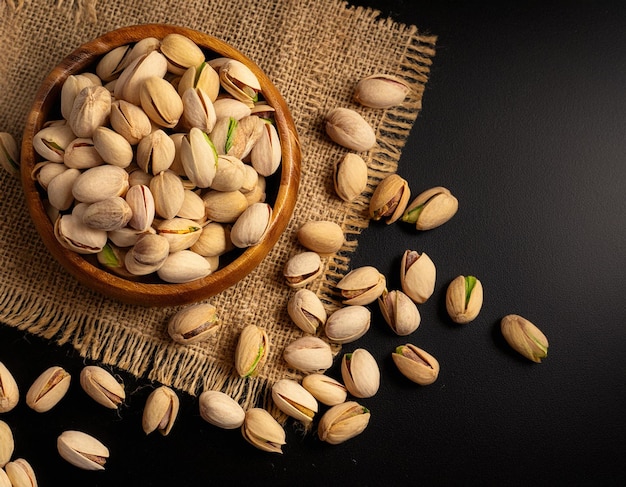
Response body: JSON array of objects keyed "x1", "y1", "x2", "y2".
[{"x1": 0, "y1": 0, "x2": 436, "y2": 411}]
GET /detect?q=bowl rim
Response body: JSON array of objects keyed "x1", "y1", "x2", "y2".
[{"x1": 20, "y1": 24, "x2": 301, "y2": 307}]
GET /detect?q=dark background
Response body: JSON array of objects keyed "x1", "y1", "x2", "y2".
[{"x1": 1, "y1": 1, "x2": 625, "y2": 485}]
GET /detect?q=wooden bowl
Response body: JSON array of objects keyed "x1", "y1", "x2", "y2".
[{"x1": 21, "y1": 24, "x2": 301, "y2": 307}]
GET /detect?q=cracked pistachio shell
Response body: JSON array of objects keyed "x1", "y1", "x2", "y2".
[
  {"x1": 96, "y1": 44, "x2": 132, "y2": 82},
  {"x1": 369, "y1": 173, "x2": 411, "y2": 224},
  {"x1": 271, "y1": 379, "x2": 319, "y2": 424},
  {"x1": 54, "y1": 212, "x2": 107, "y2": 254},
  {"x1": 79, "y1": 365, "x2": 125, "y2": 409},
  {"x1": 0, "y1": 420, "x2": 14, "y2": 467},
  {"x1": 241, "y1": 408, "x2": 285, "y2": 454},
  {"x1": 181, "y1": 127, "x2": 218, "y2": 188},
  {"x1": 190, "y1": 222, "x2": 233, "y2": 257},
  {"x1": 4, "y1": 458, "x2": 37, "y2": 487},
  {"x1": 124, "y1": 233, "x2": 169, "y2": 275},
  {"x1": 0, "y1": 362, "x2": 19, "y2": 413},
  {"x1": 213, "y1": 97, "x2": 252, "y2": 121},
  {"x1": 178, "y1": 62, "x2": 220, "y2": 101},
  {"x1": 61, "y1": 74, "x2": 99, "y2": 120},
  {"x1": 0, "y1": 132, "x2": 19, "y2": 177},
  {"x1": 25, "y1": 366, "x2": 71, "y2": 413},
  {"x1": 32, "y1": 123, "x2": 75, "y2": 163},
  {"x1": 378, "y1": 289, "x2": 421, "y2": 336},
  {"x1": 142, "y1": 386, "x2": 179, "y2": 436},
  {"x1": 140, "y1": 76, "x2": 184, "y2": 128},
  {"x1": 218, "y1": 59, "x2": 261, "y2": 108},
  {"x1": 325, "y1": 107, "x2": 376, "y2": 152},
  {"x1": 110, "y1": 100, "x2": 152, "y2": 145},
  {"x1": 114, "y1": 50, "x2": 168, "y2": 105},
  {"x1": 69, "y1": 85, "x2": 112, "y2": 138},
  {"x1": 160, "y1": 33, "x2": 205, "y2": 76},
  {"x1": 250, "y1": 120, "x2": 282, "y2": 177},
  {"x1": 30, "y1": 161, "x2": 66, "y2": 190},
  {"x1": 446, "y1": 275, "x2": 483, "y2": 324},
  {"x1": 167, "y1": 303, "x2": 220, "y2": 345},
  {"x1": 318, "y1": 401, "x2": 370, "y2": 445},
  {"x1": 341, "y1": 348, "x2": 380, "y2": 398},
  {"x1": 301, "y1": 373, "x2": 347, "y2": 406},
  {"x1": 283, "y1": 251, "x2": 323, "y2": 288},
  {"x1": 202, "y1": 189, "x2": 248, "y2": 223},
  {"x1": 72, "y1": 164, "x2": 129, "y2": 204},
  {"x1": 212, "y1": 115, "x2": 264, "y2": 160},
  {"x1": 235, "y1": 325, "x2": 269, "y2": 378},
  {"x1": 97, "y1": 242, "x2": 134, "y2": 279},
  {"x1": 325, "y1": 305, "x2": 371, "y2": 344},
  {"x1": 181, "y1": 87, "x2": 217, "y2": 132},
  {"x1": 501, "y1": 314, "x2": 549, "y2": 363},
  {"x1": 211, "y1": 155, "x2": 245, "y2": 192},
  {"x1": 336, "y1": 265, "x2": 386, "y2": 306},
  {"x1": 297, "y1": 220, "x2": 344, "y2": 256},
  {"x1": 126, "y1": 184, "x2": 155, "y2": 232},
  {"x1": 400, "y1": 250, "x2": 436, "y2": 304},
  {"x1": 354, "y1": 74, "x2": 411, "y2": 108},
  {"x1": 63, "y1": 137, "x2": 103, "y2": 169},
  {"x1": 57, "y1": 430, "x2": 109, "y2": 471},
  {"x1": 157, "y1": 250, "x2": 213, "y2": 283},
  {"x1": 334, "y1": 153, "x2": 368, "y2": 202},
  {"x1": 137, "y1": 129, "x2": 176, "y2": 175},
  {"x1": 150, "y1": 170, "x2": 185, "y2": 220},
  {"x1": 156, "y1": 217, "x2": 202, "y2": 253},
  {"x1": 402, "y1": 186, "x2": 458, "y2": 230},
  {"x1": 230, "y1": 202, "x2": 272, "y2": 248},
  {"x1": 199, "y1": 391, "x2": 245, "y2": 429},
  {"x1": 287, "y1": 288, "x2": 327, "y2": 335},
  {"x1": 283, "y1": 336, "x2": 333, "y2": 373},
  {"x1": 393, "y1": 344, "x2": 440, "y2": 385},
  {"x1": 47, "y1": 167, "x2": 80, "y2": 211},
  {"x1": 82, "y1": 196, "x2": 132, "y2": 232},
  {"x1": 92, "y1": 126, "x2": 134, "y2": 168}
]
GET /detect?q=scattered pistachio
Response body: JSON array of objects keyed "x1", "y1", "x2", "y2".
[
  {"x1": 378, "y1": 289, "x2": 421, "y2": 336},
  {"x1": 325, "y1": 107, "x2": 377, "y2": 152},
  {"x1": 400, "y1": 249, "x2": 436, "y2": 304},
  {"x1": 501, "y1": 314, "x2": 549, "y2": 363},
  {"x1": 283, "y1": 251, "x2": 323, "y2": 288},
  {"x1": 167, "y1": 303, "x2": 221, "y2": 345},
  {"x1": 296, "y1": 220, "x2": 345, "y2": 256},
  {"x1": 301, "y1": 374, "x2": 347, "y2": 407},
  {"x1": 0, "y1": 362, "x2": 19, "y2": 413},
  {"x1": 4, "y1": 458, "x2": 37, "y2": 486},
  {"x1": 324, "y1": 305, "x2": 371, "y2": 344},
  {"x1": 341, "y1": 348, "x2": 380, "y2": 398},
  {"x1": 392, "y1": 344, "x2": 440, "y2": 385},
  {"x1": 283, "y1": 336, "x2": 333, "y2": 374},
  {"x1": 334, "y1": 152, "x2": 368, "y2": 202},
  {"x1": 57, "y1": 430, "x2": 109, "y2": 471},
  {"x1": 354, "y1": 74, "x2": 411, "y2": 108},
  {"x1": 241, "y1": 408, "x2": 286, "y2": 454},
  {"x1": 402, "y1": 186, "x2": 458, "y2": 230},
  {"x1": 271, "y1": 379, "x2": 319, "y2": 425},
  {"x1": 79, "y1": 365, "x2": 125, "y2": 409},
  {"x1": 235, "y1": 325, "x2": 269, "y2": 378},
  {"x1": 0, "y1": 420, "x2": 14, "y2": 468},
  {"x1": 446, "y1": 275, "x2": 483, "y2": 324},
  {"x1": 25, "y1": 366, "x2": 71, "y2": 413},
  {"x1": 142, "y1": 386, "x2": 179, "y2": 436},
  {"x1": 369, "y1": 173, "x2": 411, "y2": 224},
  {"x1": 287, "y1": 288, "x2": 327, "y2": 335},
  {"x1": 0, "y1": 132, "x2": 20, "y2": 177},
  {"x1": 318, "y1": 401, "x2": 370, "y2": 445},
  {"x1": 0, "y1": 466, "x2": 10, "y2": 487},
  {"x1": 335, "y1": 265, "x2": 386, "y2": 306},
  {"x1": 199, "y1": 391, "x2": 245, "y2": 429}
]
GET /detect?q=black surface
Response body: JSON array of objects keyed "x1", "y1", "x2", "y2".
[{"x1": 2, "y1": 1, "x2": 626, "y2": 485}]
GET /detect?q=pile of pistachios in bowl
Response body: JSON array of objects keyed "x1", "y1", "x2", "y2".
[{"x1": 30, "y1": 32, "x2": 282, "y2": 284}]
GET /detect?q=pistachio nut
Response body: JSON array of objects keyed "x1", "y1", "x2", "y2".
[
  {"x1": 63, "y1": 137, "x2": 103, "y2": 169},
  {"x1": 400, "y1": 249, "x2": 436, "y2": 304},
  {"x1": 126, "y1": 37, "x2": 161, "y2": 67},
  {"x1": 500, "y1": 314, "x2": 549, "y2": 363},
  {"x1": 378, "y1": 289, "x2": 421, "y2": 336},
  {"x1": 446, "y1": 275, "x2": 483, "y2": 324},
  {"x1": 156, "y1": 217, "x2": 202, "y2": 252},
  {"x1": 108, "y1": 225, "x2": 156, "y2": 248},
  {"x1": 334, "y1": 153, "x2": 368, "y2": 202},
  {"x1": 97, "y1": 242, "x2": 134, "y2": 279},
  {"x1": 82, "y1": 196, "x2": 133, "y2": 231},
  {"x1": 126, "y1": 184, "x2": 155, "y2": 231},
  {"x1": 72, "y1": 164, "x2": 129, "y2": 204},
  {"x1": 369, "y1": 173, "x2": 411, "y2": 224},
  {"x1": 96, "y1": 44, "x2": 133, "y2": 82},
  {"x1": 32, "y1": 123, "x2": 75, "y2": 163},
  {"x1": 25, "y1": 366, "x2": 71, "y2": 413},
  {"x1": 402, "y1": 186, "x2": 458, "y2": 230},
  {"x1": 137, "y1": 128, "x2": 176, "y2": 175},
  {"x1": 0, "y1": 420, "x2": 14, "y2": 467},
  {"x1": 283, "y1": 251, "x2": 323, "y2": 288},
  {"x1": 79, "y1": 365, "x2": 125, "y2": 409},
  {"x1": 0, "y1": 362, "x2": 19, "y2": 413},
  {"x1": 57, "y1": 430, "x2": 109, "y2": 471},
  {"x1": 69, "y1": 85, "x2": 112, "y2": 138},
  {"x1": 124, "y1": 233, "x2": 170, "y2": 275},
  {"x1": 217, "y1": 59, "x2": 261, "y2": 107},
  {"x1": 177, "y1": 189, "x2": 206, "y2": 221},
  {"x1": 297, "y1": 220, "x2": 345, "y2": 256},
  {"x1": 213, "y1": 97, "x2": 251, "y2": 121},
  {"x1": 335, "y1": 265, "x2": 386, "y2": 305},
  {"x1": 210, "y1": 115, "x2": 264, "y2": 160},
  {"x1": 241, "y1": 408, "x2": 286, "y2": 454},
  {"x1": 0, "y1": 132, "x2": 19, "y2": 177},
  {"x1": 211, "y1": 155, "x2": 245, "y2": 192},
  {"x1": 283, "y1": 336, "x2": 333, "y2": 373},
  {"x1": 325, "y1": 305, "x2": 371, "y2": 344},
  {"x1": 202, "y1": 190, "x2": 248, "y2": 223},
  {"x1": 110, "y1": 99, "x2": 152, "y2": 145},
  {"x1": 30, "y1": 161, "x2": 66, "y2": 190},
  {"x1": 301, "y1": 373, "x2": 347, "y2": 406},
  {"x1": 354, "y1": 74, "x2": 411, "y2": 108},
  {"x1": 287, "y1": 288, "x2": 327, "y2": 335},
  {"x1": 157, "y1": 250, "x2": 213, "y2": 283},
  {"x1": 230, "y1": 202, "x2": 272, "y2": 248},
  {"x1": 318, "y1": 401, "x2": 370, "y2": 445},
  {"x1": 139, "y1": 76, "x2": 184, "y2": 128},
  {"x1": 250, "y1": 120, "x2": 281, "y2": 177},
  {"x1": 54, "y1": 212, "x2": 108, "y2": 254},
  {"x1": 150, "y1": 170, "x2": 185, "y2": 220},
  {"x1": 325, "y1": 107, "x2": 376, "y2": 152},
  {"x1": 142, "y1": 386, "x2": 179, "y2": 436},
  {"x1": 180, "y1": 127, "x2": 218, "y2": 188},
  {"x1": 167, "y1": 303, "x2": 220, "y2": 345},
  {"x1": 271, "y1": 379, "x2": 319, "y2": 424},
  {"x1": 190, "y1": 222, "x2": 233, "y2": 257},
  {"x1": 92, "y1": 126, "x2": 134, "y2": 168},
  {"x1": 61, "y1": 73, "x2": 99, "y2": 119},
  {"x1": 4, "y1": 458, "x2": 37, "y2": 486},
  {"x1": 114, "y1": 50, "x2": 168, "y2": 105},
  {"x1": 178, "y1": 62, "x2": 220, "y2": 101},
  {"x1": 243, "y1": 174, "x2": 267, "y2": 205},
  {"x1": 341, "y1": 348, "x2": 380, "y2": 398},
  {"x1": 392, "y1": 344, "x2": 440, "y2": 385},
  {"x1": 47, "y1": 167, "x2": 80, "y2": 211},
  {"x1": 235, "y1": 324, "x2": 269, "y2": 378},
  {"x1": 0, "y1": 467, "x2": 10, "y2": 487},
  {"x1": 198, "y1": 391, "x2": 245, "y2": 429},
  {"x1": 181, "y1": 87, "x2": 217, "y2": 132},
  {"x1": 160, "y1": 33, "x2": 205, "y2": 75}
]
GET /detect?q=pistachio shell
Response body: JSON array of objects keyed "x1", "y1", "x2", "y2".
[
  {"x1": 5, "y1": 458, "x2": 37, "y2": 486},
  {"x1": 96, "y1": 44, "x2": 133, "y2": 81},
  {"x1": 218, "y1": 60, "x2": 261, "y2": 107},
  {"x1": 287, "y1": 288, "x2": 327, "y2": 335},
  {"x1": 325, "y1": 305, "x2": 371, "y2": 344},
  {"x1": 177, "y1": 189, "x2": 206, "y2": 220},
  {"x1": 190, "y1": 222, "x2": 233, "y2": 257},
  {"x1": 0, "y1": 421, "x2": 14, "y2": 467},
  {"x1": 235, "y1": 325, "x2": 269, "y2": 378},
  {"x1": 181, "y1": 127, "x2": 218, "y2": 188},
  {"x1": 61, "y1": 74, "x2": 99, "y2": 119},
  {"x1": 126, "y1": 184, "x2": 155, "y2": 231},
  {"x1": 25, "y1": 366, "x2": 71, "y2": 413},
  {"x1": 211, "y1": 155, "x2": 245, "y2": 192},
  {"x1": 54, "y1": 213, "x2": 107, "y2": 254},
  {"x1": 149, "y1": 170, "x2": 185, "y2": 219},
  {"x1": 301, "y1": 373, "x2": 347, "y2": 406},
  {"x1": 500, "y1": 314, "x2": 549, "y2": 363},
  {"x1": 392, "y1": 344, "x2": 440, "y2": 385},
  {"x1": 202, "y1": 190, "x2": 248, "y2": 223},
  {"x1": 354, "y1": 74, "x2": 411, "y2": 108},
  {"x1": 0, "y1": 467, "x2": 10, "y2": 487},
  {"x1": 241, "y1": 408, "x2": 285, "y2": 454},
  {"x1": 57, "y1": 430, "x2": 109, "y2": 471},
  {"x1": 71, "y1": 164, "x2": 129, "y2": 204},
  {"x1": 297, "y1": 220, "x2": 345, "y2": 256},
  {"x1": 336, "y1": 265, "x2": 386, "y2": 305},
  {"x1": 136, "y1": 129, "x2": 176, "y2": 175},
  {"x1": 79, "y1": 365, "x2": 125, "y2": 409},
  {"x1": 271, "y1": 379, "x2": 318, "y2": 424},
  {"x1": 283, "y1": 251, "x2": 323, "y2": 288},
  {"x1": 178, "y1": 62, "x2": 220, "y2": 101},
  {"x1": 82, "y1": 196, "x2": 132, "y2": 231},
  {"x1": 92, "y1": 126, "x2": 134, "y2": 168},
  {"x1": 32, "y1": 123, "x2": 75, "y2": 163},
  {"x1": 250, "y1": 120, "x2": 281, "y2": 177},
  {"x1": 445, "y1": 275, "x2": 483, "y2": 324},
  {"x1": 283, "y1": 336, "x2": 333, "y2": 373},
  {"x1": 31, "y1": 161, "x2": 66, "y2": 189},
  {"x1": 125, "y1": 233, "x2": 170, "y2": 275},
  {"x1": 160, "y1": 33, "x2": 205, "y2": 75},
  {"x1": 47, "y1": 167, "x2": 80, "y2": 211},
  {"x1": 156, "y1": 217, "x2": 202, "y2": 252},
  {"x1": 229, "y1": 202, "x2": 272, "y2": 248},
  {"x1": 142, "y1": 386, "x2": 179, "y2": 436},
  {"x1": 140, "y1": 76, "x2": 184, "y2": 128},
  {"x1": 334, "y1": 153, "x2": 368, "y2": 202},
  {"x1": 318, "y1": 401, "x2": 370, "y2": 445},
  {"x1": 181, "y1": 87, "x2": 217, "y2": 132},
  {"x1": 167, "y1": 303, "x2": 220, "y2": 345},
  {"x1": 341, "y1": 348, "x2": 380, "y2": 398},
  {"x1": 110, "y1": 100, "x2": 152, "y2": 145},
  {"x1": 400, "y1": 250, "x2": 437, "y2": 304},
  {"x1": 114, "y1": 50, "x2": 168, "y2": 105},
  {"x1": 402, "y1": 186, "x2": 459, "y2": 230},
  {"x1": 325, "y1": 107, "x2": 376, "y2": 152},
  {"x1": 378, "y1": 289, "x2": 421, "y2": 336},
  {"x1": 212, "y1": 97, "x2": 251, "y2": 120},
  {"x1": 369, "y1": 173, "x2": 411, "y2": 224},
  {"x1": 157, "y1": 250, "x2": 212, "y2": 283},
  {"x1": 69, "y1": 85, "x2": 112, "y2": 138},
  {"x1": 63, "y1": 137, "x2": 104, "y2": 169},
  {"x1": 199, "y1": 391, "x2": 245, "y2": 429}
]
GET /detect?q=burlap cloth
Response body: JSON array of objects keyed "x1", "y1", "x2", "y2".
[{"x1": 0, "y1": 0, "x2": 436, "y2": 412}]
